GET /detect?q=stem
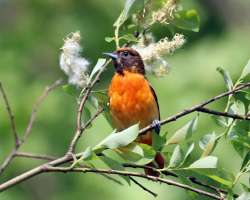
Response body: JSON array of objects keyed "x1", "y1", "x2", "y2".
[{"x1": 115, "y1": 26, "x2": 120, "y2": 49}]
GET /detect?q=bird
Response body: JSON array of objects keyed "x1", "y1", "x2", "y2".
[{"x1": 104, "y1": 47, "x2": 165, "y2": 176}]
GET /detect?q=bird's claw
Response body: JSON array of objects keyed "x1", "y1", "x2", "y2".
[{"x1": 152, "y1": 119, "x2": 161, "y2": 134}]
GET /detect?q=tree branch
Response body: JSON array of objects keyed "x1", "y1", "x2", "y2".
[
  {"x1": 68, "y1": 107, "x2": 104, "y2": 154},
  {"x1": 67, "y1": 59, "x2": 111, "y2": 154},
  {"x1": 0, "y1": 82, "x2": 20, "y2": 147},
  {"x1": 197, "y1": 107, "x2": 250, "y2": 120},
  {"x1": 43, "y1": 166, "x2": 222, "y2": 200},
  {"x1": 139, "y1": 82, "x2": 250, "y2": 134},
  {"x1": 22, "y1": 79, "x2": 63, "y2": 143},
  {"x1": 124, "y1": 163, "x2": 238, "y2": 198},
  {"x1": 129, "y1": 176, "x2": 158, "y2": 197},
  {"x1": 0, "y1": 80, "x2": 62, "y2": 175},
  {"x1": 15, "y1": 152, "x2": 57, "y2": 161}
]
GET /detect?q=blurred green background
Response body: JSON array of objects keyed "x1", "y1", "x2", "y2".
[{"x1": 0, "y1": 0, "x2": 250, "y2": 199}]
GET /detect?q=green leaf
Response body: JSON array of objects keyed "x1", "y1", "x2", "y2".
[
  {"x1": 81, "y1": 147, "x2": 96, "y2": 161},
  {"x1": 94, "y1": 124, "x2": 139, "y2": 151},
  {"x1": 114, "y1": 0, "x2": 136, "y2": 27},
  {"x1": 200, "y1": 168, "x2": 235, "y2": 187},
  {"x1": 167, "y1": 116, "x2": 198, "y2": 145},
  {"x1": 217, "y1": 67, "x2": 234, "y2": 90},
  {"x1": 239, "y1": 59, "x2": 250, "y2": 80},
  {"x1": 211, "y1": 116, "x2": 228, "y2": 127},
  {"x1": 152, "y1": 131, "x2": 166, "y2": 151},
  {"x1": 120, "y1": 34, "x2": 138, "y2": 42},
  {"x1": 94, "y1": 91, "x2": 113, "y2": 127},
  {"x1": 241, "y1": 151, "x2": 250, "y2": 170},
  {"x1": 99, "y1": 156, "x2": 130, "y2": 185},
  {"x1": 208, "y1": 175, "x2": 233, "y2": 187},
  {"x1": 199, "y1": 132, "x2": 217, "y2": 157},
  {"x1": 169, "y1": 145, "x2": 183, "y2": 168},
  {"x1": 88, "y1": 95, "x2": 99, "y2": 109},
  {"x1": 136, "y1": 144, "x2": 156, "y2": 165},
  {"x1": 235, "y1": 100, "x2": 246, "y2": 115},
  {"x1": 105, "y1": 37, "x2": 114, "y2": 43},
  {"x1": 178, "y1": 175, "x2": 198, "y2": 199},
  {"x1": 233, "y1": 91, "x2": 250, "y2": 114},
  {"x1": 228, "y1": 120, "x2": 250, "y2": 157},
  {"x1": 62, "y1": 84, "x2": 79, "y2": 96},
  {"x1": 118, "y1": 143, "x2": 155, "y2": 165},
  {"x1": 172, "y1": 9, "x2": 200, "y2": 32},
  {"x1": 181, "y1": 143, "x2": 195, "y2": 166},
  {"x1": 89, "y1": 58, "x2": 106, "y2": 82},
  {"x1": 117, "y1": 143, "x2": 144, "y2": 162},
  {"x1": 188, "y1": 156, "x2": 218, "y2": 169},
  {"x1": 241, "y1": 183, "x2": 250, "y2": 192}
]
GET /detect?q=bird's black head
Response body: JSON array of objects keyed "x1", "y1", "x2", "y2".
[{"x1": 104, "y1": 47, "x2": 145, "y2": 75}]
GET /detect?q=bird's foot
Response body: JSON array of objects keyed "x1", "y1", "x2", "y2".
[{"x1": 152, "y1": 119, "x2": 161, "y2": 134}]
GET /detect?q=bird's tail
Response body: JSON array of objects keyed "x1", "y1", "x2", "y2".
[{"x1": 144, "y1": 152, "x2": 165, "y2": 177}]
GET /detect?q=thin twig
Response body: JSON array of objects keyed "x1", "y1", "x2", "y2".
[
  {"x1": 0, "y1": 150, "x2": 16, "y2": 174},
  {"x1": 99, "y1": 173, "x2": 124, "y2": 185},
  {"x1": 188, "y1": 177, "x2": 238, "y2": 198},
  {"x1": 15, "y1": 152, "x2": 57, "y2": 161},
  {"x1": 22, "y1": 79, "x2": 63, "y2": 142},
  {"x1": 0, "y1": 82, "x2": 20, "y2": 147},
  {"x1": 197, "y1": 107, "x2": 250, "y2": 120},
  {"x1": 123, "y1": 163, "x2": 178, "y2": 177},
  {"x1": 68, "y1": 108, "x2": 104, "y2": 153},
  {"x1": 0, "y1": 80, "x2": 62, "y2": 175},
  {"x1": 124, "y1": 163, "x2": 237, "y2": 197},
  {"x1": 67, "y1": 60, "x2": 111, "y2": 154},
  {"x1": 130, "y1": 176, "x2": 158, "y2": 197},
  {"x1": 139, "y1": 82, "x2": 250, "y2": 134},
  {"x1": 44, "y1": 166, "x2": 222, "y2": 200}
]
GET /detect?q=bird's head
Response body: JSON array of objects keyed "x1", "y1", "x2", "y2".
[{"x1": 104, "y1": 47, "x2": 145, "y2": 75}]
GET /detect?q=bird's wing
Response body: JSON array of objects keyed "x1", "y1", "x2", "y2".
[{"x1": 149, "y1": 83, "x2": 160, "y2": 120}]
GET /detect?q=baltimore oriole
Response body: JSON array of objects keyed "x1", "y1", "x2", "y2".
[{"x1": 105, "y1": 47, "x2": 165, "y2": 176}]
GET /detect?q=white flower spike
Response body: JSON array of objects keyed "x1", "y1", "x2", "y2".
[
  {"x1": 152, "y1": 0, "x2": 178, "y2": 24},
  {"x1": 133, "y1": 33, "x2": 185, "y2": 77},
  {"x1": 60, "y1": 31, "x2": 90, "y2": 88}
]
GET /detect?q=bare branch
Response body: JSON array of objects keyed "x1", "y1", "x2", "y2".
[
  {"x1": 0, "y1": 80, "x2": 62, "y2": 175},
  {"x1": 22, "y1": 79, "x2": 63, "y2": 143},
  {"x1": 15, "y1": 152, "x2": 57, "y2": 161},
  {"x1": 43, "y1": 166, "x2": 222, "y2": 200},
  {"x1": 68, "y1": 107, "x2": 104, "y2": 153},
  {"x1": 68, "y1": 59, "x2": 111, "y2": 154},
  {"x1": 197, "y1": 107, "x2": 250, "y2": 120},
  {"x1": 124, "y1": 163, "x2": 238, "y2": 197},
  {"x1": 123, "y1": 163, "x2": 177, "y2": 177},
  {"x1": 0, "y1": 150, "x2": 16, "y2": 174},
  {"x1": 139, "y1": 82, "x2": 250, "y2": 134},
  {"x1": 130, "y1": 176, "x2": 158, "y2": 197},
  {"x1": 0, "y1": 82, "x2": 20, "y2": 147},
  {"x1": 188, "y1": 177, "x2": 238, "y2": 198}
]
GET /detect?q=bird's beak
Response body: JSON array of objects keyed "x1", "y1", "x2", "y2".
[{"x1": 103, "y1": 52, "x2": 118, "y2": 60}]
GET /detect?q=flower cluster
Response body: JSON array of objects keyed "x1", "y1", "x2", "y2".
[
  {"x1": 152, "y1": 0, "x2": 178, "y2": 24},
  {"x1": 133, "y1": 33, "x2": 185, "y2": 76},
  {"x1": 59, "y1": 31, "x2": 90, "y2": 88}
]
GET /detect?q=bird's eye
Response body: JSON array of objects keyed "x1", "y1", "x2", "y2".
[{"x1": 123, "y1": 51, "x2": 129, "y2": 57}]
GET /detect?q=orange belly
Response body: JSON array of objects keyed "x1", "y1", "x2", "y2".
[{"x1": 108, "y1": 71, "x2": 159, "y2": 144}]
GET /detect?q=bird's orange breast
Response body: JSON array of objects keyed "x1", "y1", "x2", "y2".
[{"x1": 108, "y1": 70, "x2": 159, "y2": 133}]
